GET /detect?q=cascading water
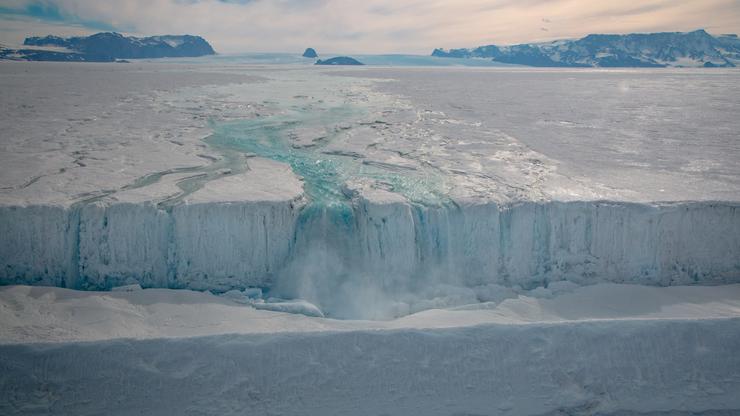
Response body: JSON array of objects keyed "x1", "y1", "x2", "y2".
[{"x1": 206, "y1": 102, "x2": 463, "y2": 318}]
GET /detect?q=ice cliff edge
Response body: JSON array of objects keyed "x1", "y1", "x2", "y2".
[{"x1": 1, "y1": 197, "x2": 739, "y2": 319}]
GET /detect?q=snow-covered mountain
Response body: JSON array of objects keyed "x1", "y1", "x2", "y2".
[
  {"x1": 0, "y1": 32, "x2": 215, "y2": 62},
  {"x1": 433, "y1": 30, "x2": 740, "y2": 67}
]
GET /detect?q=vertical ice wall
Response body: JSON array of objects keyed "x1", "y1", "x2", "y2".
[
  {"x1": 1, "y1": 199, "x2": 739, "y2": 316},
  {"x1": 171, "y1": 201, "x2": 301, "y2": 291},
  {"x1": 0, "y1": 205, "x2": 73, "y2": 287},
  {"x1": 78, "y1": 202, "x2": 171, "y2": 289}
]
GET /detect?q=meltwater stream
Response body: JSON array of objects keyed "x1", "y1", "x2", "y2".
[
  {"x1": 208, "y1": 108, "x2": 449, "y2": 207},
  {"x1": 207, "y1": 103, "x2": 463, "y2": 318}
]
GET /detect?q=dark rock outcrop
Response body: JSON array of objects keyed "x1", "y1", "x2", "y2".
[
  {"x1": 302, "y1": 48, "x2": 318, "y2": 58},
  {"x1": 0, "y1": 48, "x2": 96, "y2": 62},
  {"x1": 1, "y1": 32, "x2": 215, "y2": 62},
  {"x1": 315, "y1": 56, "x2": 364, "y2": 66},
  {"x1": 432, "y1": 30, "x2": 739, "y2": 67}
]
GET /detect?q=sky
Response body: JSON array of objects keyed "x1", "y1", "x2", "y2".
[{"x1": 1, "y1": 0, "x2": 739, "y2": 54}]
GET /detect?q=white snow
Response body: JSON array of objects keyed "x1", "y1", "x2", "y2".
[
  {"x1": 2, "y1": 283, "x2": 739, "y2": 342},
  {"x1": 110, "y1": 283, "x2": 142, "y2": 292},
  {"x1": 253, "y1": 298, "x2": 325, "y2": 317},
  {"x1": 1, "y1": 284, "x2": 739, "y2": 415},
  {"x1": 184, "y1": 158, "x2": 304, "y2": 204}
]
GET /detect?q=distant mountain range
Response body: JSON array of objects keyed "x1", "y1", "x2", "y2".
[
  {"x1": 432, "y1": 30, "x2": 740, "y2": 67},
  {"x1": 0, "y1": 32, "x2": 215, "y2": 62}
]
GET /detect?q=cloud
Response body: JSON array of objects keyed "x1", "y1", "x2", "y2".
[
  {"x1": 1, "y1": 0, "x2": 739, "y2": 53},
  {"x1": 0, "y1": 1, "x2": 117, "y2": 31}
]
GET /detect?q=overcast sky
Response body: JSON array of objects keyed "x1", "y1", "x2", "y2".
[{"x1": 1, "y1": 0, "x2": 739, "y2": 53}]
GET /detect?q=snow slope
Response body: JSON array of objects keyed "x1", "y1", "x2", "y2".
[{"x1": 1, "y1": 284, "x2": 740, "y2": 415}]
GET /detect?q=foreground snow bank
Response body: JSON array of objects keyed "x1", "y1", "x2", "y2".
[
  {"x1": 2, "y1": 283, "x2": 740, "y2": 341},
  {"x1": 1, "y1": 199, "x2": 739, "y2": 318},
  {"x1": 1, "y1": 318, "x2": 738, "y2": 415},
  {"x1": 1, "y1": 285, "x2": 738, "y2": 415}
]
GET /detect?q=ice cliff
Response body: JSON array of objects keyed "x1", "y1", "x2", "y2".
[{"x1": 2, "y1": 190, "x2": 738, "y2": 318}]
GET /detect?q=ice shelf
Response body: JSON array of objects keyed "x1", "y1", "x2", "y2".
[
  {"x1": 2, "y1": 197, "x2": 738, "y2": 318},
  {"x1": 1, "y1": 62, "x2": 739, "y2": 319}
]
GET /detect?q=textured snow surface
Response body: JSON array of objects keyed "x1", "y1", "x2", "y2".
[
  {"x1": 342, "y1": 67, "x2": 740, "y2": 202},
  {"x1": 1, "y1": 284, "x2": 740, "y2": 415},
  {"x1": 0, "y1": 61, "x2": 265, "y2": 207},
  {"x1": 4, "y1": 321, "x2": 739, "y2": 415},
  {"x1": 3, "y1": 63, "x2": 739, "y2": 206}
]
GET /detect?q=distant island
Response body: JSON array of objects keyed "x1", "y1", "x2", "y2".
[
  {"x1": 0, "y1": 32, "x2": 215, "y2": 62},
  {"x1": 302, "y1": 48, "x2": 318, "y2": 58},
  {"x1": 432, "y1": 30, "x2": 740, "y2": 67},
  {"x1": 315, "y1": 56, "x2": 364, "y2": 66}
]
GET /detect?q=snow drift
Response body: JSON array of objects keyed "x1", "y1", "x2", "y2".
[
  {"x1": 3, "y1": 283, "x2": 740, "y2": 415},
  {"x1": 2, "y1": 317, "x2": 739, "y2": 415}
]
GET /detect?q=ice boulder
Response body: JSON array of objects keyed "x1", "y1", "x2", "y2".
[{"x1": 253, "y1": 298, "x2": 325, "y2": 318}]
